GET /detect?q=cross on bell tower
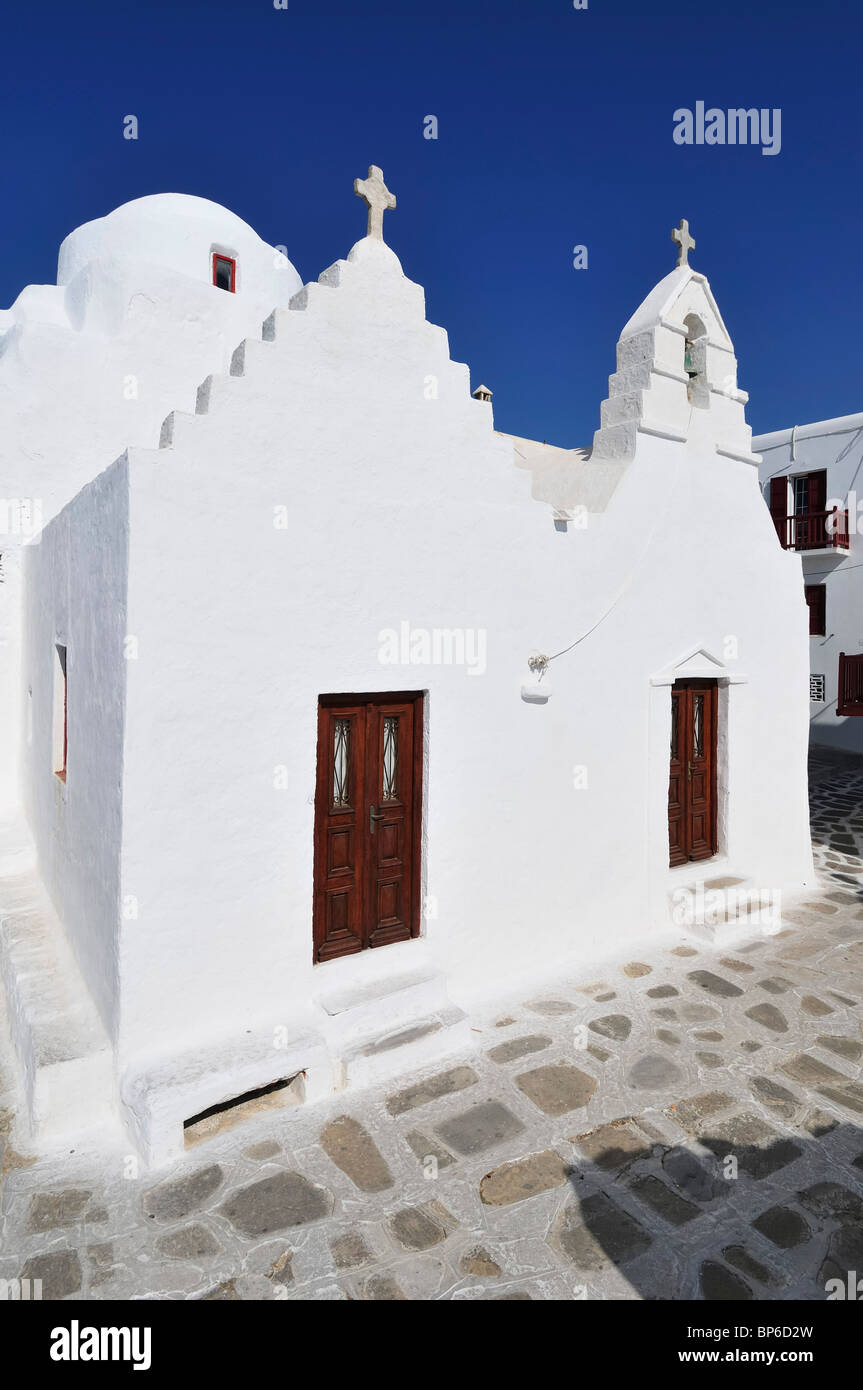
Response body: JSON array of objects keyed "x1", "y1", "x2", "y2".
[
  {"x1": 671, "y1": 218, "x2": 695, "y2": 267},
  {"x1": 354, "y1": 164, "x2": 397, "y2": 242}
]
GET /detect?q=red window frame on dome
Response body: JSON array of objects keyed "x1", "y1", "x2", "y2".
[{"x1": 212, "y1": 253, "x2": 236, "y2": 293}]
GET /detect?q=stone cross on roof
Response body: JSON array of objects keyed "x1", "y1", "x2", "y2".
[
  {"x1": 671, "y1": 218, "x2": 695, "y2": 267},
  {"x1": 354, "y1": 165, "x2": 397, "y2": 241}
]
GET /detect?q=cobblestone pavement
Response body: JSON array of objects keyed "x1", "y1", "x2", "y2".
[{"x1": 2, "y1": 753, "x2": 863, "y2": 1301}]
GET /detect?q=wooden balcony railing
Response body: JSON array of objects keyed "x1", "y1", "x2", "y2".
[
  {"x1": 776, "y1": 509, "x2": 850, "y2": 551},
  {"x1": 838, "y1": 652, "x2": 863, "y2": 717}
]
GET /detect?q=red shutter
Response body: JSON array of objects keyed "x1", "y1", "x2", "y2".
[
  {"x1": 769, "y1": 476, "x2": 788, "y2": 546},
  {"x1": 804, "y1": 585, "x2": 826, "y2": 636},
  {"x1": 809, "y1": 470, "x2": 827, "y2": 513}
]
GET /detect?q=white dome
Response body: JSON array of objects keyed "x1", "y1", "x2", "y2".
[{"x1": 57, "y1": 193, "x2": 302, "y2": 301}]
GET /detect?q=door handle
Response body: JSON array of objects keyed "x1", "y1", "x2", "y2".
[
  {"x1": 687, "y1": 760, "x2": 693, "y2": 781},
  {"x1": 369, "y1": 805, "x2": 385, "y2": 835}
]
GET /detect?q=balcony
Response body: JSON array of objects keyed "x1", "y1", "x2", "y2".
[
  {"x1": 838, "y1": 652, "x2": 863, "y2": 717},
  {"x1": 775, "y1": 508, "x2": 850, "y2": 552}
]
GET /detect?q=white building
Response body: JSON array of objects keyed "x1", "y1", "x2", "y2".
[
  {"x1": 0, "y1": 185, "x2": 814, "y2": 1166},
  {"x1": 755, "y1": 417, "x2": 863, "y2": 752}
]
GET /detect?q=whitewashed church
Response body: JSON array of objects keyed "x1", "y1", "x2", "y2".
[{"x1": 0, "y1": 173, "x2": 814, "y2": 1166}]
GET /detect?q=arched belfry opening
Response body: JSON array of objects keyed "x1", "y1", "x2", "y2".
[{"x1": 683, "y1": 312, "x2": 709, "y2": 409}]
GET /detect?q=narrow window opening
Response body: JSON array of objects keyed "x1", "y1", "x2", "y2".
[
  {"x1": 53, "y1": 644, "x2": 67, "y2": 781},
  {"x1": 804, "y1": 584, "x2": 826, "y2": 636},
  {"x1": 212, "y1": 253, "x2": 236, "y2": 293},
  {"x1": 183, "y1": 1072, "x2": 305, "y2": 1148},
  {"x1": 682, "y1": 313, "x2": 709, "y2": 408}
]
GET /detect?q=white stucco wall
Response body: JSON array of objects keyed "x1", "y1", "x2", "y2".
[
  {"x1": 0, "y1": 548, "x2": 23, "y2": 817},
  {"x1": 0, "y1": 194, "x2": 302, "y2": 826},
  {"x1": 0, "y1": 194, "x2": 302, "y2": 529},
  {"x1": 107, "y1": 237, "x2": 813, "y2": 1083},
  {"x1": 755, "y1": 415, "x2": 863, "y2": 752},
  {"x1": 21, "y1": 459, "x2": 130, "y2": 1041}
]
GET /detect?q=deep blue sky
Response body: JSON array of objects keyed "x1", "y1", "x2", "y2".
[{"x1": 2, "y1": 0, "x2": 860, "y2": 444}]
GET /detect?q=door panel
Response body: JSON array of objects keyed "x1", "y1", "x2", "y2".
[
  {"x1": 668, "y1": 687, "x2": 687, "y2": 867},
  {"x1": 314, "y1": 693, "x2": 423, "y2": 962},
  {"x1": 366, "y1": 701, "x2": 416, "y2": 948},
  {"x1": 667, "y1": 681, "x2": 717, "y2": 866},
  {"x1": 314, "y1": 704, "x2": 367, "y2": 962}
]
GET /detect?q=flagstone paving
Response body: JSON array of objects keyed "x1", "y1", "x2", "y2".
[{"x1": 2, "y1": 751, "x2": 863, "y2": 1300}]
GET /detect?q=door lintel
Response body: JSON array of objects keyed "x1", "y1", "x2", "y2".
[{"x1": 650, "y1": 644, "x2": 748, "y2": 687}]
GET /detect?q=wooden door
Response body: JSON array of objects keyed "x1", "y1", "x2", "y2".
[
  {"x1": 313, "y1": 693, "x2": 423, "y2": 963},
  {"x1": 668, "y1": 680, "x2": 717, "y2": 867}
]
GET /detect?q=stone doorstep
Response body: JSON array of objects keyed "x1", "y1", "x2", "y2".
[
  {"x1": 338, "y1": 1005, "x2": 475, "y2": 1090},
  {"x1": 669, "y1": 874, "x2": 782, "y2": 949},
  {"x1": 687, "y1": 910, "x2": 777, "y2": 950},
  {"x1": 313, "y1": 966, "x2": 451, "y2": 1047}
]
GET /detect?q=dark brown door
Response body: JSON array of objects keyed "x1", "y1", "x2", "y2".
[
  {"x1": 668, "y1": 680, "x2": 717, "y2": 867},
  {"x1": 313, "y1": 693, "x2": 423, "y2": 963}
]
